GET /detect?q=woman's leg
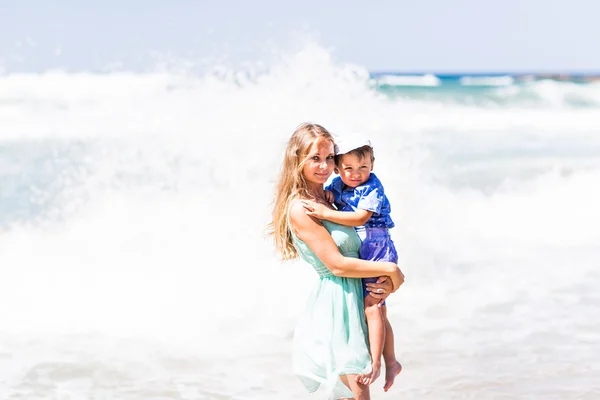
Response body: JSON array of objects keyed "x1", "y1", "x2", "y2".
[{"x1": 339, "y1": 374, "x2": 370, "y2": 400}]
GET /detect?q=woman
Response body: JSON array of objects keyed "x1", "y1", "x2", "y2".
[{"x1": 269, "y1": 123, "x2": 405, "y2": 399}]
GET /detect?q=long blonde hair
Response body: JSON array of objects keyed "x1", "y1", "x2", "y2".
[{"x1": 268, "y1": 123, "x2": 335, "y2": 260}]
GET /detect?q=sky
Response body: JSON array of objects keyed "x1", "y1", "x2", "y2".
[{"x1": 1, "y1": 0, "x2": 599, "y2": 73}]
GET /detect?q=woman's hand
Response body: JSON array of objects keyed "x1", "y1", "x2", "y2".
[
  {"x1": 390, "y1": 265, "x2": 405, "y2": 293},
  {"x1": 381, "y1": 262, "x2": 404, "y2": 293},
  {"x1": 378, "y1": 263, "x2": 405, "y2": 294},
  {"x1": 365, "y1": 276, "x2": 393, "y2": 301}
]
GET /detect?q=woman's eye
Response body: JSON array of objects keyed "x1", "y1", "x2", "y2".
[
  {"x1": 312, "y1": 156, "x2": 319, "y2": 161},
  {"x1": 326, "y1": 155, "x2": 334, "y2": 160}
]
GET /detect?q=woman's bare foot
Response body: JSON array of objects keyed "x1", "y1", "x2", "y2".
[
  {"x1": 383, "y1": 361, "x2": 402, "y2": 392},
  {"x1": 356, "y1": 363, "x2": 381, "y2": 385}
]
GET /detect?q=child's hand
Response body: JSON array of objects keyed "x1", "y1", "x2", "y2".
[
  {"x1": 324, "y1": 190, "x2": 334, "y2": 204},
  {"x1": 301, "y1": 200, "x2": 330, "y2": 220}
]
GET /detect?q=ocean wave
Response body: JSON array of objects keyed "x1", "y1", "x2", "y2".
[
  {"x1": 374, "y1": 73, "x2": 441, "y2": 87},
  {"x1": 491, "y1": 79, "x2": 600, "y2": 108},
  {"x1": 459, "y1": 75, "x2": 514, "y2": 86},
  {"x1": 1, "y1": 43, "x2": 599, "y2": 399}
]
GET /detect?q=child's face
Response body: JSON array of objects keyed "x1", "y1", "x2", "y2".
[{"x1": 335, "y1": 153, "x2": 373, "y2": 188}]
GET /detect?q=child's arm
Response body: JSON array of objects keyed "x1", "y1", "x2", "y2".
[{"x1": 301, "y1": 199, "x2": 373, "y2": 227}]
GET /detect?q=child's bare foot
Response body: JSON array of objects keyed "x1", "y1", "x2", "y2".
[
  {"x1": 383, "y1": 361, "x2": 402, "y2": 392},
  {"x1": 356, "y1": 363, "x2": 381, "y2": 386}
]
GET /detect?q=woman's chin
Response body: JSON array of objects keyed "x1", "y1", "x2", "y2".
[{"x1": 314, "y1": 175, "x2": 331, "y2": 182}]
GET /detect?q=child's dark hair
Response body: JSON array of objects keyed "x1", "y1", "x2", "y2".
[{"x1": 335, "y1": 145, "x2": 375, "y2": 165}]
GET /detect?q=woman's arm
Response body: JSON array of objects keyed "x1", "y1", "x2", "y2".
[{"x1": 290, "y1": 201, "x2": 403, "y2": 290}]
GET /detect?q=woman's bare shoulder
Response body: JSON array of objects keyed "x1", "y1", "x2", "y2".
[
  {"x1": 289, "y1": 198, "x2": 322, "y2": 233},
  {"x1": 289, "y1": 198, "x2": 304, "y2": 218}
]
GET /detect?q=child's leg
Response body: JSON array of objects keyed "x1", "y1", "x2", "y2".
[
  {"x1": 357, "y1": 293, "x2": 384, "y2": 386},
  {"x1": 380, "y1": 305, "x2": 402, "y2": 392},
  {"x1": 358, "y1": 230, "x2": 398, "y2": 386}
]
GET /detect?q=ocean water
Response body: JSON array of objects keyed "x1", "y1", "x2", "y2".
[{"x1": 1, "y1": 44, "x2": 599, "y2": 399}]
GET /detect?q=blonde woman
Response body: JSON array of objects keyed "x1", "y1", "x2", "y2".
[{"x1": 270, "y1": 123, "x2": 404, "y2": 400}]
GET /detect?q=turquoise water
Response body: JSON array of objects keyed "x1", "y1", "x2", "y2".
[{"x1": 372, "y1": 73, "x2": 600, "y2": 107}]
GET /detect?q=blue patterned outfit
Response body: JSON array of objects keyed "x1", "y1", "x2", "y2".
[{"x1": 326, "y1": 173, "x2": 398, "y2": 297}]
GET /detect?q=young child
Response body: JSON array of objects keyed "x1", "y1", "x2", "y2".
[{"x1": 301, "y1": 137, "x2": 402, "y2": 391}]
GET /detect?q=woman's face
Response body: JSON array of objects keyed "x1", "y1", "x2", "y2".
[{"x1": 302, "y1": 138, "x2": 335, "y2": 186}]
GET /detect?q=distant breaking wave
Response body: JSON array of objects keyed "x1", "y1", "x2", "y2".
[
  {"x1": 459, "y1": 76, "x2": 514, "y2": 86},
  {"x1": 371, "y1": 73, "x2": 600, "y2": 108},
  {"x1": 374, "y1": 74, "x2": 441, "y2": 87}
]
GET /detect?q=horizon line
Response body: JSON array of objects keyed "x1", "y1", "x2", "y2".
[{"x1": 369, "y1": 71, "x2": 600, "y2": 76}]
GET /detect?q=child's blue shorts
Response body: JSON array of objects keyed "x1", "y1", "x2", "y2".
[{"x1": 359, "y1": 227, "x2": 398, "y2": 304}]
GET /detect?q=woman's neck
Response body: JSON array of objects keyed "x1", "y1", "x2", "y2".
[
  {"x1": 305, "y1": 182, "x2": 324, "y2": 196},
  {"x1": 305, "y1": 183, "x2": 330, "y2": 204}
]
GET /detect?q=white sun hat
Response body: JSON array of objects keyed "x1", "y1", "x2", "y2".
[{"x1": 335, "y1": 134, "x2": 372, "y2": 155}]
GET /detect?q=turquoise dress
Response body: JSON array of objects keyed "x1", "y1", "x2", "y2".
[{"x1": 291, "y1": 220, "x2": 371, "y2": 399}]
